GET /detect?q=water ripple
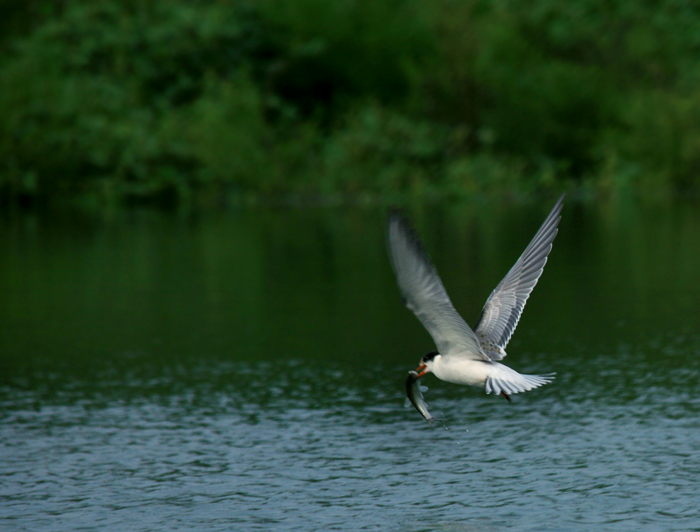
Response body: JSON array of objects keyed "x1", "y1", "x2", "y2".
[{"x1": 2, "y1": 356, "x2": 700, "y2": 531}]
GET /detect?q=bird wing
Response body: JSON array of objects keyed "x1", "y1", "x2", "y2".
[
  {"x1": 387, "y1": 211, "x2": 489, "y2": 362},
  {"x1": 474, "y1": 194, "x2": 564, "y2": 360}
]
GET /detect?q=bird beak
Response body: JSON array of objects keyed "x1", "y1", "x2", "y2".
[{"x1": 415, "y1": 363, "x2": 428, "y2": 377}]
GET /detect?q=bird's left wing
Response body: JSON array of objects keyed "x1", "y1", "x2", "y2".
[{"x1": 474, "y1": 195, "x2": 564, "y2": 360}]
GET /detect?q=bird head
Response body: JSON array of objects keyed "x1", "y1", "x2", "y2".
[{"x1": 415, "y1": 351, "x2": 440, "y2": 377}]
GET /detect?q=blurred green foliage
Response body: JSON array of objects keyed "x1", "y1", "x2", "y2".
[{"x1": 1, "y1": 0, "x2": 700, "y2": 206}]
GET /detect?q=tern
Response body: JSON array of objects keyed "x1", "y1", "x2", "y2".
[{"x1": 387, "y1": 195, "x2": 564, "y2": 403}]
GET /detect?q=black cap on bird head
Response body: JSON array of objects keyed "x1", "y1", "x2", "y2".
[
  {"x1": 422, "y1": 351, "x2": 439, "y2": 363},
  {"x1": 414, "y1": 351, "x2": 439, "y2": 377}
]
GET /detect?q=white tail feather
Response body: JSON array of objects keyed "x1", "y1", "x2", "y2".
[{"x1": 485, "y1": 372, "x2": 555, "y2": 396}]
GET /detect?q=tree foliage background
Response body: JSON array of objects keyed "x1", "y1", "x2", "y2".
[{"x1": 2, "y1": 0, "x2": 700, "y2": 205}]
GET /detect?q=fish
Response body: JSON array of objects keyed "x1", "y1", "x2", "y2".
[{"x1": 405, "y1": 370, "x2": 435, "y2": 422}]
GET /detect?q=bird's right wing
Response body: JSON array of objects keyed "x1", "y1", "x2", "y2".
[{"x1": 387, "y1": 211, "x2": 489, "y2": 361}]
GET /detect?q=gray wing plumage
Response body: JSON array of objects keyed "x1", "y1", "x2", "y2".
[
  {"x1": 387, "y1": 212, "x2": 489, "y2": 361},
  {"x1": 474, "y1": 194, "x2": 564, "y2": 360}
]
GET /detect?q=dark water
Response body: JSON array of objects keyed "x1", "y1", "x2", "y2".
[{"x1": 2, "y1": 198, "x2": 700, "y2": 531}]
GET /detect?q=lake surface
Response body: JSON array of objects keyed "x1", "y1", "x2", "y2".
[{"x1": 2, "y1": 196, "x2": 700, "y2": 531}]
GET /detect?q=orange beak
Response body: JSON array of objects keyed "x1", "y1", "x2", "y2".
[{"x1": 415, "y1": 363, "x2": 428, "y2": 377}]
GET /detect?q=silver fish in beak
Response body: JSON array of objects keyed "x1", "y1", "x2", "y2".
[{"x1": 405, "y1": 370, "x2": 435, "y2": 422}]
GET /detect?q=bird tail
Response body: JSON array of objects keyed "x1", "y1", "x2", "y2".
[{"x1": 484, "y1": 370, "x2": 555, "y2": 396}]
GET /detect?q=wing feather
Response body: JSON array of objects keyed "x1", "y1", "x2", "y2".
[
  {"x1": 386, "y1": 211, "x2": 488, "y2": 361},
  {"x1": 475, "y1": 195, "x2": 564, "y2": 360}
]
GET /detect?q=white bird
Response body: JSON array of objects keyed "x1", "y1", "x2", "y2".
[{"x1": 387, "y1": 195, "x2": 564, "y2": 403}]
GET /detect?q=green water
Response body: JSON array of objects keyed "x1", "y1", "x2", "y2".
[{"x1": 1, "y1": 197, "x2": 700, "y2": 531}]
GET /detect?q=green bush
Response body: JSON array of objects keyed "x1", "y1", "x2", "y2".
[
  {"x1": 2, "y1": 0, "x2": 700, "y2": 205},
  {"x1": 0, "y1": 0, "x2": 434, "y2": 204},
  {"x1": 0, "y1": 1, "x2": 272, "y2": 201}
]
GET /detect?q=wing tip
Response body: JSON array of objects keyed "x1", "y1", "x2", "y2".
[
  {"x1": 386, "y1": 208, "x2": 435, "y2": 269},
  {"x1": 387, "y1": 204, "x2": 403, "y2": 222}
]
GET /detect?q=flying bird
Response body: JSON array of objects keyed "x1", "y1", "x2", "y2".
[{"x1": 387, "y1": 195, "x2": 564, "y2": 405}]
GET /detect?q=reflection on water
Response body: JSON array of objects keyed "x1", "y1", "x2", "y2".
[{"x1": 2, "y1": 198, "x2": 700, "y2": 531}]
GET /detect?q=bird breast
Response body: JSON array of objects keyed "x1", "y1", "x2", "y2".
[{"x1": 432, "y1": 357, "x2": 493, "y2": 388}]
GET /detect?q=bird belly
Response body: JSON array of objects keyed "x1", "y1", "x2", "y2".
[{"x1": 432, "y1": 359, "x2": 492, "y2": 388}]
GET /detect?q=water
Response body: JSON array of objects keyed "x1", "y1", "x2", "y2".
[{"x1": 2, "y1": 198, "x2": 700, "y2": 531}]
